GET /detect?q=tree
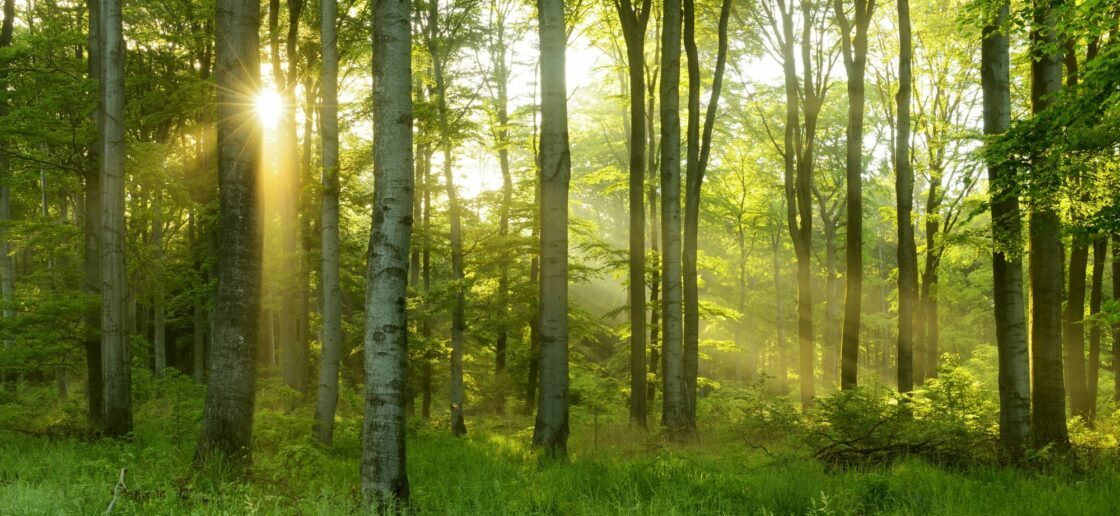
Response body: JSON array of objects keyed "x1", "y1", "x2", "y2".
[
  {"x1": 682, "y1": 0, "x2": 732, "y2": 423},
  {"x1": 196, "y1": 0, "x2": 263, "y2": 463},
  {"x1": 982, "y1": 0, "x2": 1029, "y2": 458},
  {"x1": 422, "y1": 0, "x2": 473, "y2": 437},
  {"x1": 314, "y1": 0, "x2": 342, "y2": 445},
  {"x1": 0, "y1": 0, "x2": 15, "y2": 388},
  {"x1": 615, "y1": 0, "x2": 651, "y2": 428},
  {"x1": 80, "y1": 0, "x2": 105, "y2": 423},
  {"x1": 362, "y1": 0, "x2": 413, "y2": 504},
  {"x1": 833, "y1": 0, "x2": 876, "y2": 390},
  {"x1": 658, "y1": 0, "x2": 687, "y2": 436},
  {"x1": 894, "y1": 0, "x2": 916, "y2": 394},
  {"x1": 756, "y1": 0, "x2": 836, "y2": 397},
  {"x1": 1027, "y1": 0, "x2": 1069, "y2": 451},
  {"x1": 1087, "y1": 237, "x2": 1105, "y2": 421},
  {"x1": 269, "y1": 0, "x2": 309, "y2": 394},
  {"x1": 100, "y1": 0, "x2": 132, "y2": 437},
  {"x1": 533, "y1": 0, "x2": 571, "y2": 457}
]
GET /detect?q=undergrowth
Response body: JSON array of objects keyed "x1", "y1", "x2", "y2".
[{"x1": 1, "y1": 369, "x2": 1119, "y2": 515}]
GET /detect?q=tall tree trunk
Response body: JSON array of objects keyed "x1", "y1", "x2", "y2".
[
  {"x1": 1064, "y1": 236, "x2": 1091, "y2": 419},
  {"x1": 1, "y1": 0, "x2": 17, "y2": 389},
  {"x1": 426, "y1": 3, "x2": 467, "y2": 437},
  {"x1": 1028, "y1": 0, "x2": 1069, "y2": 450},
  {"x1": 100, "y1": 0, "x2": 131, "y2": 437},
  {"x1": 532, "y1": 0, "x2": 572, "y2": 457},
  {"x1": 361, "y1": 0, "x2": 413, "y2": 506},
  {"x1": 616, "y1": 0, "x2": 650, "y2": 428},
  {"x1": 657, "y1": 0, "x2": 687, "y2": 436},
  {"x1": 196, "y1": 0, "x2": 262, "y2": 464},
  {"x1": 314, "y1": 0, "x2": 342, "y2": 445},
  {"x1": 1087, "y1": 238, "x2": 1105, "y2": 422},
  {"x1": 683, "y1": 0, "x2": 732, "y2": 423},
  {"x1": 80, "y1": 0, "x2": 105, "y2": 422},
  {"x1": 274, "y1": 0, "x2": 307, "y2": 394},
  {"x1": 834, "y1": 0, "x2": 875, "y2": 390},
  {"x1": 894, "y1": 0, "x2": 916, "y2": 394}
]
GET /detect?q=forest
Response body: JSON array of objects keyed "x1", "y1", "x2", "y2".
[{"x1": 1, "y1": 0, "x2": 1120, "y2": 513}]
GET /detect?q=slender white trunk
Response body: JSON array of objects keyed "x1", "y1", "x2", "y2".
[{"x1": 315, "y1": 0, "x2": 342, "y2": 445}]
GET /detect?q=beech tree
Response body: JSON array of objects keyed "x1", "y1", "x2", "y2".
[
  {"x1": 314, "y1": 0, "x2": 342, "y2": 445},
  {"x1": 100, "y1": 0, "x2": 131, "y2": 437},
  {"x1": 615, "y1": 0, "x2": 651, "y2": 428},
  {"x1": 532, "y1": 0, "x2": 572, "y2": 457},
  {"x1": 196, "y1": 0, "x2": 263, "y2": 463},
  {"x1": 982, "y1": 0, "x2": 1029, "y2": 459},
  {"x1": 833, "y1": 0, "x2": 875, "y2": 390},
  {"x1": 361, "y1": 0, "x2": 413, "y2": 506},
  {"x1": 1027, "y1": 0, "x2": 1068, "y2": 451}
]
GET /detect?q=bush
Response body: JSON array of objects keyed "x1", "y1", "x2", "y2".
[{"x1": 809, "y1": 363, "x2": 997, "y2": 468}]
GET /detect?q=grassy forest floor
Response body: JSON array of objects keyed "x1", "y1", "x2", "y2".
[{"x1": 2, "y1": 372, "x2": 1120, "y2": 515}]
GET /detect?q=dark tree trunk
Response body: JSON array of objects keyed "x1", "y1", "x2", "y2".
[
  {"x1": 682, "y1": 0, "x2": 731, "y2": 427},
  {"x1": 196, "y1": 0, "x2": 263, "y2": 464},
  {"x1": 894, "y1": 0, "x2": 916, "y2": 394},
  {"x1": 616, "y1": 0, "x2": 651, "y2": 428},
  {"x1": 1086, "y1": 237, "x2": 1105, "y2": 422},
  {"x1": 1028, "y1": 0, "x2": 1069, "y2": 450},
  {"x1": 834, "y1": 0, "x2": 875, "y2": 390},
  {"x1": 79, "y1": 0, "x2": 105, "y2": 426}
]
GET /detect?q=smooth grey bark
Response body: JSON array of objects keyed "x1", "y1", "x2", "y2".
[
  {"x1": 314, "y1": 0, "x2": 342, "y2": 445},
  {"x1": 834, "y1": 0, "x2": 875, "y2": 390},
  {"x1": 683, "y1": 0, "x2": 732, "y2": 425},
  {"x1": 616, "y1": 0, "x2": 651, "y2": 429},
  {"x1": 532, "y1": 0, "x2": 571, "y2": 457},
  {"x1": 81, "y1": 0, "x2": 105, "y2": 421},
  {"x1": 361, "y1": 0, "x2": 413, "y2": 505},
  {"x1": 894, "y1": 0, "x2": 916, "y2": 394},
  {"x1": 1028, "y1": 0, "x2": 1068, "y2": 450},
  {"x1": 1, "y1": 0, "x2": 16, "y2": 388},
  {"x1": 100, "y1": 0, "x2": 131, "y2": 437},
  {"x1": 983, "y1": 1, "x2": 1030, "y2": 459},
  {"x1": 196, "y1": 0, "x2": 263, "y2": 463},
  {"x1": 657, "y1": 0, "x2": 687, "y2": 436}
]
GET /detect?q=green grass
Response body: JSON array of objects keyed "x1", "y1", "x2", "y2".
[{"x1": 2, "y1": 379, "x2": 1119, "y2": 515}]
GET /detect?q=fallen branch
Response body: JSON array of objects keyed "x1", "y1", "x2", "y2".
[{"x1": 103, "y1": 468, "x2": 127, "y2": 515}]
